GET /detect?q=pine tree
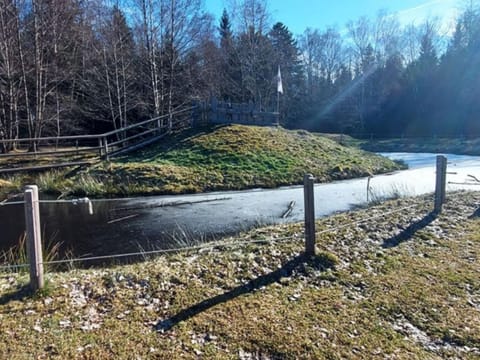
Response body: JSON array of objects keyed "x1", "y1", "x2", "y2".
[
  {"x1": 218, "y1": 9, "x2": 242, "y2": 101},
  {"x1": 219, "y1": 9, "x2": 233, "y2": 49},
  {"x1": 269, "y1": 22, "x2": 304, "y2": 126}
]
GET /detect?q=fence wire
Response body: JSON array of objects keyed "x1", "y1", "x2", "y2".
[
  {"x1": 0, "y1": 199, "x2": 430, "y2": 273},
  {"x1": 1, "y1": 197, "x2": 98, "y2": 206},
  {"x1": 0, "y1": 263, "x2": 30, "y2": 271},
  {"x1": 315, "y1": 203, "x2": 423, "y2": 236},
  {"x1": 0, "y1": 193, "x2": 225, "y2": 206},
  {"x1": 0, "y1": 235, "x2": 298, "y2": 272}
]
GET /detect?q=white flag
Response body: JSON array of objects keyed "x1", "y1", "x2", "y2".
[{"x1": 277, "y1": 66, "x2": 283, "y2": 94}]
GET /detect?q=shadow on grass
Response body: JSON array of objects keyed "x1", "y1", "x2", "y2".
[
  {"x1": 382, "y1": 211, "x2": 438, "y2": 248},
  {"x1": 155, "y1": 253, "x2": 334, "y2": 332},
  {"x1": 0, "y1": 284, "x2": 32, "y2": 306}
]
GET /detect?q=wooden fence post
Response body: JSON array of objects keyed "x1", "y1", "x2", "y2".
[
  {"x1": 24, "y1": 185, "x2": 44, "y2": 291},
  {"x1": 98, "y1": 138, "x2": 103, "y2": 157},
  {"x1": 103, "y1": 137, "x2": 109, "y2": 160},
  {"x1": 434, "y1": 155, "x2": 447, "y2": 213},
  {"x1": 304, "y1": 174, "x2": 316, "y2": 256}
]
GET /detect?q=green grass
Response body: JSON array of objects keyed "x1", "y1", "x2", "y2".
[
  {"x1": 73, "y1": 125, "x2": 403, "y2": 197},
  {"x1": 1, "y1": 192, "x2": 479, "y2": 358},
  {"x1": 0, "y1": 125, "x2": 404, "y2": 199},
  {"x1": 333, "y1": 135, "x2": 480, "y2": 156}
]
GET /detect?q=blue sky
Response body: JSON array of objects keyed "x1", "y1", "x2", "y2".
[{"x1": 204, "y1": 0, "x2": 460, "y2": 35}]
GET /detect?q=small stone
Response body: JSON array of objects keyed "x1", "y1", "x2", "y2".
[
  {"x1": 59, "y1": 320, "x2": 71, "y2": 328},
  {"x1": 33, "y1": 325, "x2": 42, "y2": 333},
  {"x1": 205, "y1": 334, "x2": 218, "y2": 342},
  {"x1": 43, "y1": 297, "x2": 53, "y2": 306}
]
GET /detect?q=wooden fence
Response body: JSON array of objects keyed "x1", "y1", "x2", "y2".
[
  {"x1": 1, "y1": 99, "x2": 280, "y2": 174},
  {"x1": 193, "y1": 97, "x2": 279, "y2": 127},
  {"x1": 0, "y1": 107, "x2": 193, "y2": 173}
]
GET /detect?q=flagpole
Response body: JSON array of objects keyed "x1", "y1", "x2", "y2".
[
  {"x1": 277, "y1": 88, "x2": 280, "y2": 114},
  {"x1": 276, "y1": 65, "x2": 282, "y2": 125}
]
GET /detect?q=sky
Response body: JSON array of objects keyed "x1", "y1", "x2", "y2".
[{"x1": 204, "y1": 0, "x2": 462, "y2": 35}]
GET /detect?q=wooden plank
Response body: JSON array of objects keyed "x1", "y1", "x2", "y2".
[
  {"x1": 101, "y1": 107, "x2": 192, "y2": 137},
  {"x1": 281, "y1": 200, "x2": 296, "y2": 218},
  {"x1": 0, "y1": 133, "x2": 101, "y2": 144},
  {"x1": 0, "y1": 106, "x2": 192, "y2": 173},
  {"x1": 0, "y1": 146, "x2": 101, "y2": 158},
  {"x1": 0, "y1": 161, "x2": 93, "y2": 174},
  {"x1": 107, "y1": 127, "x2": 160, "y2": 148},
  {"x1": 109, "y1": 133, "x2": 168, "y2": 157},
  {"x1": 0, "y1": 107, "x2": 191, "y2": 144}
]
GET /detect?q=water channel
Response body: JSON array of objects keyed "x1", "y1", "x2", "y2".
[{"x1": 1, "y1": 152, "x2": 480, "y2": 259}]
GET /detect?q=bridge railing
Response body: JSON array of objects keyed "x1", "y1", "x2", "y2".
[{"x1": 0, "y1": 107, "x2": 194, "y2": 172}]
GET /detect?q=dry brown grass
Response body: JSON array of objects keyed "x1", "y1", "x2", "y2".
[{"x1": 1, "y1": 192, "x2": 479, "y2": 358}]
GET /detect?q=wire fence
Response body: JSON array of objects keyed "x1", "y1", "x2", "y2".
[
  {"x1": 314, "y1": 203, "x2": 422, "y2": 237},
  {"x1": 0, "y1": 154, "x2": 474, "y2": 290},
  {"x1": 0, "y1": 195, "x2": 426, "y2": 272},
  {"x1": 0, "y1": 233, "x2": 302, "y2": 271}
]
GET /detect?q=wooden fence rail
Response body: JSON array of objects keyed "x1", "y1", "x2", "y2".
[
  {"x1": 0, "y1": 107, "x2": 194, "y2": 173},
  {"x1": 193, "y1": 97, "x2": 279, "y2": 127},
  {"x1": 1, "y1": 98, "x2": 284, "y2": 175}
]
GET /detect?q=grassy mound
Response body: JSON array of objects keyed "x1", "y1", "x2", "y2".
[
  {"x1": 72, "y1": 125, "x2": 403, "y2": 197},
  {"x1": 0, "y1": 125, "x2": 404, "y2": 198}
]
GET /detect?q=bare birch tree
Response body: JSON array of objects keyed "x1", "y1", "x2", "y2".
[
  {"x1": 135, "y1": 0, "x2": 167, "y2": 117},
  {"x1": 89, "y1": 3, "x2": 137, "y2": 134},
  {"x1": 0, "y1": 0, "x2": 21, "y2": 152}
]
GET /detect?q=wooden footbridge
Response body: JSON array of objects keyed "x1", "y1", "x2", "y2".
[
  {"x1": 0, "y1": 98, "x2": 280, "y2": 174},
  {"x1": 0, "y1": 108, "x2": 194, "y2": 174}
]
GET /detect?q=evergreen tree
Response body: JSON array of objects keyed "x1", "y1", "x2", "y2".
[
  {"x1": 269, "y1": 22, "x2": 305, "y2": 126},
  {"x1": 437, "y1": 5, "x2": 480, "y2": 136},
  {"x1": 330, "y1": 64, "x2": 355, "y2": 132},
  {"x1": 367, "y1": 53, "x2": 404, "y2": 136},
  {"x1": 219, "y1": 9, "x2": 233, "y2": 48},
  {"x1": 236, "y1": 26, "x2": 274, "y2": 108},
  {"x1": 218, "y1": 9, "x2": 242, "y2": 101}
]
